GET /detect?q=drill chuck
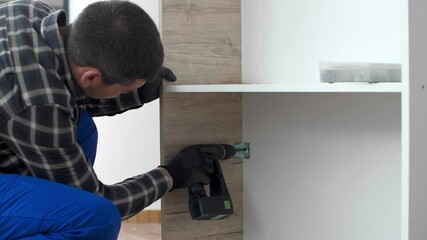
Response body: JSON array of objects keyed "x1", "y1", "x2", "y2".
[{"x1": 217, "y1": 144, "x2": 236, "y2": 160}]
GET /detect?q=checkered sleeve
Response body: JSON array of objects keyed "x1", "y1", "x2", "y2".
[{"x1": 0, "y1": 104, "x2": 171, "y2": 219}]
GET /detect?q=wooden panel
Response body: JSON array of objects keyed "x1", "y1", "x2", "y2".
[
  {"x1": 124, "y1": 210, "x2": 161, "y2": 223},
  {"x1": 162, "y1": 0, "x2": 241, "y2": 84},
  {"x1": 161, "y1": 93, "x2": 242, "y2": 240},
  {"x1": 161, "y1": 0, "x2": 242, "y2": 238}
]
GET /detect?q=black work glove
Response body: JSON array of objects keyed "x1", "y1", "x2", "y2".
[
  {"x1": 161, "y1": 144, "x2": 223, "y2": 190},
  {"x1": 139, "y1": 66, "x2": 177, "y2": 103}
]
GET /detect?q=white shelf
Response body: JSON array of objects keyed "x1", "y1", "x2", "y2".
[{"x1": 163, "y1": 83, "x2": 402, "y2": 93}]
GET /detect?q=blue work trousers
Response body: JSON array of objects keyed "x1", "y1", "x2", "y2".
[{"x1": 0, "y1": 109, "x2": 121, "y2": 239}]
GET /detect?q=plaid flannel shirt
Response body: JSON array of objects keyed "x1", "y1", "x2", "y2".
[{"x1": 0, "y1": 0, "x2": 170, "y2": 219}]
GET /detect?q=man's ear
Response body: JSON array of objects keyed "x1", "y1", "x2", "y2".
[{"x1": 79, "y1": 67, "x2": 103, "y2": 88}]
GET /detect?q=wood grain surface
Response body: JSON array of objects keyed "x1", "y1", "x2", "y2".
[
  {"x1": 161, "y1": 93, "x2": 242, "y2": 240},
  {"x1": 161, "y1": 0, "x2": 242, "y2": 238},
  {"x1": 125, "y1": 210, "x2": 161, "y2": 224},
  {"x1": 162, "y1": 0, "x2": 241, "y2": 85}
]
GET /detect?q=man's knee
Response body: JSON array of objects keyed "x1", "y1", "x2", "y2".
[
  {"x1": 62, "y1": 191, "x2": 122, "y2": 239},
  {"x1": 82, "y1": 196, "x2": 122, "y2": 237},
  {"x1": 0, "y1": 175, "x2": 122, "y2": 239}
]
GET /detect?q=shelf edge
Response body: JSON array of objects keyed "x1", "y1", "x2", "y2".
[{"x1": 162, "y1": 83, "x2": 403, "y2": 93}]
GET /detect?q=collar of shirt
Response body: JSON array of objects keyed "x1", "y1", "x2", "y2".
[{"x1": 40, "y1": 9, "x2": 86, "y2": 103}]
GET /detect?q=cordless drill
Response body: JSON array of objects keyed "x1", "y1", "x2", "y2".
[{"x1": 188, "y1": 144, "x2": 246, "y2": 220}]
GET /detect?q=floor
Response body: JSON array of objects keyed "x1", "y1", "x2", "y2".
[{"x1": 118, "y1": 223, "x2": 161, "y2": 240}]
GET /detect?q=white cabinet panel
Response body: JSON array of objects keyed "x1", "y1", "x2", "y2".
[
  {"x1": 243, "y1": 93, "x2": 401, "y2": 240},
  {"x1": 242, "y1": 0, "x2": 404, "y2": 86}
]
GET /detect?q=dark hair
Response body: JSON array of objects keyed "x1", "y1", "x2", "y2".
[{"x1": 65, "y1": 0, "x2": 164, "y2": 85}]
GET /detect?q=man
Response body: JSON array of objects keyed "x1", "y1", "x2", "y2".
[{"x1": 0, "y1": 1, "x2": 220, "y2": 239}]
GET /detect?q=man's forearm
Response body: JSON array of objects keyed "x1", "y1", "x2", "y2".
[{"x1": 102, "y1": 168, "x2": 171, "y2": 220}]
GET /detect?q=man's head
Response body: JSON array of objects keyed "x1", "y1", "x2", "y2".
[{"x1": 65, "y1": 0, "x2": 163, "y2": 98}]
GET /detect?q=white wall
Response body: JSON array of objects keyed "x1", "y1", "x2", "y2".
[
  {"x1": 69, "y1": 0, "x2": 161, "y2": 209},
  {"x1": 69, "y1": 0, "x2": 159, "y2": 26}
]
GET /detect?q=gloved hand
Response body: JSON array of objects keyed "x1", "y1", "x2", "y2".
[
  {"x1": 160, "y1": 144, "x2": 223, "y2": 190},
  {"x1": 139, "y1": 66, "x2": 176, "y2": 103}
]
